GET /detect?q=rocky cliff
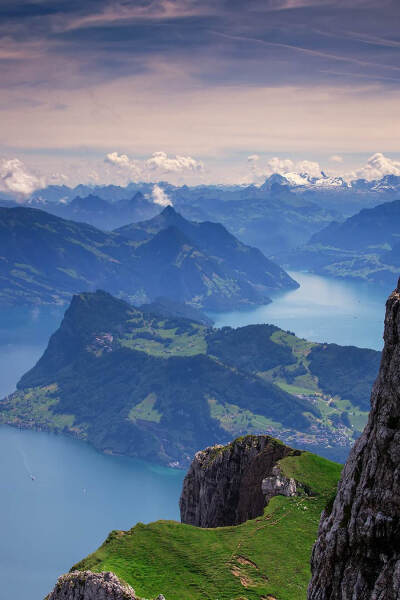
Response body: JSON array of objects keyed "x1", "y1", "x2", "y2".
[
  {"x1": 46, "y1": 571, "x2": 166, "y2": 600},
  {"x1": 180, "y1": 434, "x2": 302, "y2": 527},
  {"x1": 45, "y1": 571, "x2": 137, "y2": 600},
  {"x1": 308, "y1": 282, "x2": 400, "y2": 599}
]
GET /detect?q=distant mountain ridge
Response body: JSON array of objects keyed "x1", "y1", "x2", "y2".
[
  {"x1": 278, "y1": 198, "x2": 400, "y2": 289},
  {"x1": 0, "y1": 205, "x2": 296, "y2": 309},
  {"x1": 116, "y1": 206, "x2": 296, "y2": 296},
  {"x1": 27, "y1": 191, "x2": 160, "y2": 230},
  {"x1": 5, "y1": 172, "x2": 399, "y2": 257}
]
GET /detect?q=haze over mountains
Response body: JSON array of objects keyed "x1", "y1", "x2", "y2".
[
  {"x1": 0, "y1": 205, "x2": 296, "y2": 309},
  {"x1": 3, "y1": 170, "x2": 400, "y2": 258},
  {"x1": 280, "y1": 199, "x2": 400, "y2": 289}
]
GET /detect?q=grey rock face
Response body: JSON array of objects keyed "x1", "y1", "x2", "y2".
[
  {"x1": 308, "y1": 283, "x2": 400, "y2": 600},
  {"x1": 45, "y1": 571, "x2": 136, "y2": 600},
  {"x1": 180, "y1": 434, "x2": 300, "y2": 527},
  {"x1": 261, "y1": 465, "x2": 298, "y2": 502}
]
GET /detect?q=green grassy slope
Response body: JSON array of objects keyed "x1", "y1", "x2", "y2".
[{"x1": 73, "y1": 451, "x2": 342, "y2": 600}]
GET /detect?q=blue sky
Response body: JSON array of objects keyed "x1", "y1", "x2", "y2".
[{"x1": 0, "y1": 0, "x2": 399, "y2": 188}]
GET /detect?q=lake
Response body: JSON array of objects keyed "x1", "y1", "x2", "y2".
[
  {"x1": 0, "y1": 273, "x2": 390, "y2": 598},
  {"x1": 209, "y1": 271, "x2": 389, "y2": 351},
  {"x1": 0, "y1": 306, "x2": 184, "y2": 600},
  {"x1": 0, "y1": 426, "x2": 184, "y2": 600}
]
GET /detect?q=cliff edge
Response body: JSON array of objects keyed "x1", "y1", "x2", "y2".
[
  {"x1": 180, "y1": 434, "x2": 302, "y2": 527},
  {"x1": 45, "y1": 571, "x2": 137, "y2": 600},
  {"x1": 308, "y1": 282, "x2": 400, "y2": 599}
]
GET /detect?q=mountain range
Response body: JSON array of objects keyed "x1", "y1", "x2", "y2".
[
  {"x1": 6, "y1": 172, "x2": 400, "y2": 258},
  {"x1": 32, "y1": 191, "x2": 160, "y2": 231},
  {"x1": 0, "y1": 290, "x2": 380, "y2": 466},
  {"x1": 0, "y1": 205, "x2": 296, "y2": 309},
  {"x1": 278, "y1": 198, "x2": 400, "y2": 289}
]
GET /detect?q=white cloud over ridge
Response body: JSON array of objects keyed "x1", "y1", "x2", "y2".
[
  {"x1": 151, "y1": 184, "x2": 173, "y2": 207},
  {"x1": 353, "y1": 152, "x2": 400, "y2": 181},
  {"x1": 105, "y1": 151, "x2": 204, "y2": 182},
  {"x1": 249, "y1": 155, "x2": 323, "y2": 184},
  {"x1": 146, "y1": 151, "x2": 203, "y2": 174},
  {"x1": 0, "y1": 158, "x2": 45, "y2": 199},
  {"x1": 247, "y1": 152, "x2": 400, "y2": 186}
]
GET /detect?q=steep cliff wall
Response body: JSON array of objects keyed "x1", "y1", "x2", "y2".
[
  {"x1": 308, "y1": 282, "x2": 400, "y2": 600},
  {"x1": 180, "y1": 434, "x2": 301, "y2": 527}
]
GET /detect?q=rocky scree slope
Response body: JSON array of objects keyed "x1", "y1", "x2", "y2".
[
  {"x1": 180, "y1": 434, "x2": 302, "y2": 527},
  {"x1": 308, "y1": 280, "x2": 400, "y2": 599}
]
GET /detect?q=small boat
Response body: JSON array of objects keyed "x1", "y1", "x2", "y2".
[{"x1": 30, "y1": 475, "x2": 36, "y2": 481}]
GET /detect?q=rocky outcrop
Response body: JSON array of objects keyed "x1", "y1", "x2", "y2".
[
  {"x1": 261, "y1": 465, "x2": 298, "y2": 502},
  {"x1": 180, "y1": 434, "x2": 301, "y2": 527},
  {"x1": 308, "y1": 282, "x2": 400, "y2": 599},
  {"x1": 45, "y1": 571, "x2": 136, "y2": 600}
]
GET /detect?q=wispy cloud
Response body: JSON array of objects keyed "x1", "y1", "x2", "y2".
[
  {"x1": 60, "y1": 0, "x2": 214, "y2": 32},
  {"x1": 0, "y1": 0, "x2": 399, "y2": 182},
  {"x1": 209, "y1": 30, "x2": 400, "y2": 74}
]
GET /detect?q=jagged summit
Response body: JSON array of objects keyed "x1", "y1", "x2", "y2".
[
  {"x1": 115, "y1": 207, "x2": 298, "y2": 297},
  {"x1": 161, "y1": 205, "x2": 178, "y2": 216},
  {"x1": 308, "y1": 281, "x2": 400, "y2": 599}
]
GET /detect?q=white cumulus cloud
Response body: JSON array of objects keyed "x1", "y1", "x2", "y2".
[
  {"x1": 105, "y1": 151, "x2": 131, "y2": 167},
  {"x1": 0, "y1": 158, "x2": 45, "y2": 199},
  {"x1": 105, "y1": 151, "x2": 204, "y2": 182},
  {"x1": 145, "y1": 151, "x2": 204, "y2": 174},
  {"x1": 354, "y1": 153, "x2": 400, "y2": 181},
  {"x1": 151, "y1": 184, "x2": 172, "y2": 207},
  {"x1": 249, "y1": 156, "x2": 324, "y2": 183},
  {"x1": 105, "y1": 152, "x2": 141, "y2": 178}
]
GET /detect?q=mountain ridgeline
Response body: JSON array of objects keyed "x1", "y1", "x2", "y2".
[
  {"x1": 37, "y1": 191, "x2": 160, "y2": 230},
  {"x1": 0, "y1": 290, "x2": 380, "y2": 466},
  {"x1": 0, "y1": 205, "x2": 296, "y2": 310},
  {"x1": 19, "y1": 172, "x2": 400, "y2": 257}
]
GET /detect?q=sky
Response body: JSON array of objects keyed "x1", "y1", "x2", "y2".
[{"x1": 0, "y1": 0, "x2": 399, "y2": 191}]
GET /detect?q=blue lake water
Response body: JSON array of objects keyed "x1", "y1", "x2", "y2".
[
  {"x1": 209, "y1": 271, "x2": 390, "y2": 351},
  {"x1": 0, "y1": 426, "x2": 184, "y2": 600},
  {"x1": 0, "y1": 273, "x2": 391, "y2": 598},
  {"x1": 0, "y1": 306, "x2": 184, "y2": 600}
]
